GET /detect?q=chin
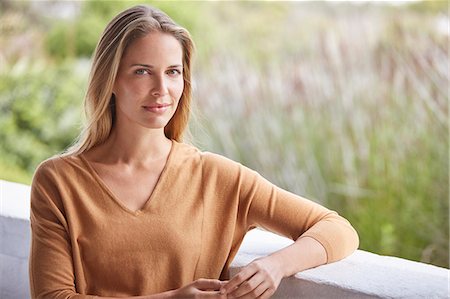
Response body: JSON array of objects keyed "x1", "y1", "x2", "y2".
[{"x1": 140, "y1": 119, "x2": 171, "y2": 130}]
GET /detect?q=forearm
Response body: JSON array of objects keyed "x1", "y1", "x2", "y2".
[{"x1": 266, "y1": 236, "x2": 327, "y2": 277}]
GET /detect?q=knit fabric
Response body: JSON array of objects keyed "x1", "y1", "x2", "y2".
[{"x1": 29, "y1": 140, "x2": 359, "y2": 298}]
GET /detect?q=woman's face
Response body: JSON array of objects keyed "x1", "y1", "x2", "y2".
[{"x1": 113, "y1": 31, "x2": 184, "y2": 131}]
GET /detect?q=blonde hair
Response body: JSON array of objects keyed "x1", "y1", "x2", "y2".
[{"x1": 64, "y1": 5, "x2": 194, "y2": 156}]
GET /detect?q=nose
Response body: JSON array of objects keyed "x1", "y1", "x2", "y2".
[{"x1": 151, "y1": 74, "x2": 168, "y2": 97}]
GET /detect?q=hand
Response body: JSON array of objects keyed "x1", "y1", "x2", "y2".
[
  {"x1": 170, "y1": 278, "x2": 228, "y2": 298},
  {"x1": 220, "y1": 257, "x2": 284, "y2": 299}
]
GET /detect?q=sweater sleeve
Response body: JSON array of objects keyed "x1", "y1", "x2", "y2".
[
  {"x1": 29, "y1": 159, "x2": 96, "y2": 299},
  {"x1": 237, "y1": 164, "x2": 359, "y2": 263}
]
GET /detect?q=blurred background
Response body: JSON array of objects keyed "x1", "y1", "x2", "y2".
[{"x1": 0, "y1": 0, "x2": 448, "y2": 268}]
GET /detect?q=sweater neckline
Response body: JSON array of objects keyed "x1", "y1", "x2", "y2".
[{"x1": 78, "y1": 140, "x2": 177, "y2": 216}]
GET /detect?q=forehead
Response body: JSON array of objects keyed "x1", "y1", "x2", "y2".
[{"x1": 121, "y1": 31, "x2": 183, "y2": 65}]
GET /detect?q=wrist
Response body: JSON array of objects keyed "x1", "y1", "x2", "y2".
[
  {"x1": 161, "y1": 289, "x2": 176, "y2": 299},
  {"x1": 266, "y1": 243, "x2": 301, "y2": 278},
  {"x1": 269, "y1": 236, "x2": 328, "y2": 277},
  {"x1": 261, "y1": 254, "x2": 288, "y2": 279},
  {"x1": 146, "y1": 289, "x2": 176, "y2": 299}
]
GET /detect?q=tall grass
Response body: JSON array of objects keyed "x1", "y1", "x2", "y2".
[{"x1": 190, "y1": 7, "x2": 449, "y2": 268}]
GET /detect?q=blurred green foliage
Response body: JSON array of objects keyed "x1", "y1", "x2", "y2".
[
  {"x1": 0, "y1": 61, "x2": 85, "y2": 181},
  {"x1": 46, "y1": 16, "x2": 103, "y2": 59},
  {"x1": 408, "y1": 0, "x2": 449, "y2": 14},
  {"x1": 44, "y1": 1, "x2": 214, "y2": 60},
  {"x1": 0, "y1": 0, "x2": 448, "y2": 269}
]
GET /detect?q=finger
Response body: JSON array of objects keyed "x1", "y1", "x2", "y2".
[
  {"x1": 221, "y1": 266, "x2": 258, "y2": 294},
  {"x1": 258, "y1": 286, "x2": 276, "y2": 299},
  {"x1": 238, "y1": 281, "x2": 268, "y2": 299},
  {"x1": 195, "y1": 278, "x2": 224, "y2": 291},
  {"x1": 228, "y1": 272, "x2": 265, "y2": 298},
  {"x1": 196, "y1": 290, "x2": 227, "y2": 298}
]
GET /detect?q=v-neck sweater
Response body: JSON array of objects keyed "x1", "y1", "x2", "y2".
[{"x1": 29, "y1": 141, "x2": 359, "y2": 298}]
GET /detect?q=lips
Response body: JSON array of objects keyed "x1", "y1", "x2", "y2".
[
  {"x1": 142, "y1": 103, "x2": 171, "y2": 114},
  {"x1": 143, "y1": 103, "x2": 170, "y2": 108}
]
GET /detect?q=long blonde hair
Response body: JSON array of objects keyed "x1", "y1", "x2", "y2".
[{"x1": 64, "y1": 5, "x2": 194, "y2": 156}]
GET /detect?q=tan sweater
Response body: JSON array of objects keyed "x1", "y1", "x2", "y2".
[{"x1": 29, "y1": 141, "x2": 359, "y2": 298}]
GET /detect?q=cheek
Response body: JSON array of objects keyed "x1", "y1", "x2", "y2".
[
  {"x1": 114, "y1": 78, "x2": 146, "y2": 99},
  {"x1": 113, "y1": 78, "x2": 130, "y2": 97}
]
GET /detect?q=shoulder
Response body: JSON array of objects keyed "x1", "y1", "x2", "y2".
[
  {"x1": 200, "y1": 151, "x2": 243, "y2": 174},
  {"x1": 32, "y1": 154, "x2": 84, "y2": 186},
  {"x1": 174, "y1": 141, "x2": 258, "y2": 182},
  {"x1": 175, "y1": 141, "x2": 242, "y2": 171},
  {"x1": 32, "y1": 156, "x2": 60, "y2": 181},
  {"x1": 31, "y1": 154, "x2": 91, "y2": 213}
]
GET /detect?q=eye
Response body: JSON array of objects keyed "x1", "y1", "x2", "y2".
[
  {"x1": 135, "y1": 69, "x2": 150, "y2": 75},
  {"x1": 166, "y1": 69, "x2": 182, "y2": 76}
]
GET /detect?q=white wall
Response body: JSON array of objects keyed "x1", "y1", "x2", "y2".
[
  {"x1": 1, "y1": 180, "x2": 31, "y2": 298},
  {"x1": 1, "y1": 180, "x2": 449, "y2": 299}
]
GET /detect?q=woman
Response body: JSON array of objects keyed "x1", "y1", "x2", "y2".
[{"x1": 29, "y1": 5, "x2": 359, "y2": 299}]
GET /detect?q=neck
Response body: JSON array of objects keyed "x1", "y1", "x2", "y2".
[{"x1": 96, "y1": 122, "x2": 172, "y2": 166}]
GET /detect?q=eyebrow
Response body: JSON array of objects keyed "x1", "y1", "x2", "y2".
[{"x1": 130, "y1": 64, "x2": 183, "y2": 68}]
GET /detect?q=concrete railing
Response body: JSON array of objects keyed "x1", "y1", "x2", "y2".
[{"x1": 1, "y1": 179, "x2": 449, "y2": 299}]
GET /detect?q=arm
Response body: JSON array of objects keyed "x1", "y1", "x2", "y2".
[
  {"x1": 30, "y1": 161, "x2": 77, "y2": 298},
  {"x1": 29, "y1": 160, "x2": 104, "y2": 299},
  {"x1": 220, "y1": 165, "x2": 359, "y2": 298}
]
